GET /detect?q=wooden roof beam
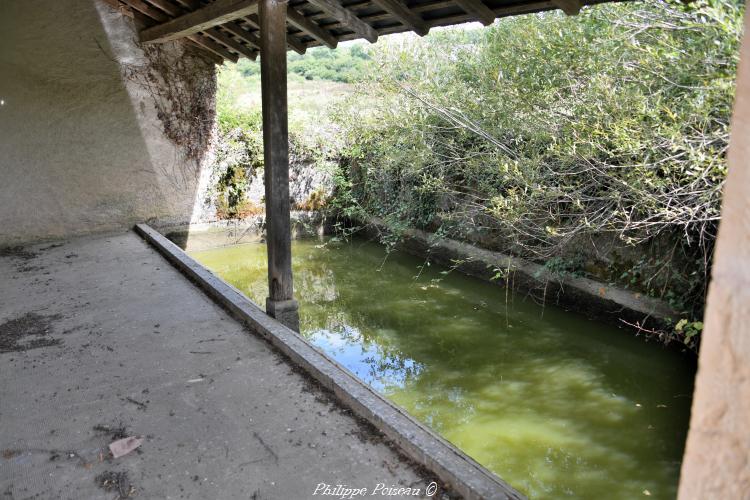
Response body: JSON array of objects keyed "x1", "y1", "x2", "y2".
[
  {"x1": 371, "y1": 0, "x2": 428, "y2": 36},
  {"x1": 286, "y1": 7, "x2": 338, "y2": 49},
  {"x1": 143, "y1": 0, "x2": 183, "y2": 17},
  {"x1": 188, "y1": 33, "x2": 240, "y2": 62},
  {"x1": 140, "y1": 0, "x2": 260, "y2": 43},
  {"x1": 172, "y1": 0, "x2": 201, "y2": 9},
  {"x1": 305, "y1": 0, "x2": 378, "y2": 43},
  {"x1": 222, "y1": 21, "x2": 263, "y2": 51},
  {"x1": 453, "y1": 0, "x2": 495, "y2": 25},
  {"x1": 286, "y1": 32, "x2": 309, "y2": 55},
  {"x1": 205, "y1": 27, "x2": 258, "y2": 60},
  {"x1": 189, "y1": 43, "x2": 226, "y2": 64},
  {"x1": 244, "y1": 15, "x2": 307, "y2": 54},
  {"x1": 117, "y1": 0, "x2": 231, "y2": 63},
  {"x1": 120, "y1": 0, "x2": 169, "y2": 22},
  {"x1": 552, "y1": 0, "x2": 582, "y2": 15},
  {"x1": 140, "y1": 0, "x2": 256, "y2": 60}
]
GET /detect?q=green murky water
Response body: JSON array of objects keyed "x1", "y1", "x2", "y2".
[{"x1": 189, "y1": 238, "x2": 695, "y2": 499}]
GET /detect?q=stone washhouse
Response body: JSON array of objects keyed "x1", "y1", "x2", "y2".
[{"x1": 0, "y1": 0, "x2": 748, "y2": 498}]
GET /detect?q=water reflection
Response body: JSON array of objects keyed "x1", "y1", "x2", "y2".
[
  {"x1": 313, "y1": 323, "x2": 423, "y2": 392},
  {"x1": 190, "y1": 238, "x2": 695, "y2": 500}
]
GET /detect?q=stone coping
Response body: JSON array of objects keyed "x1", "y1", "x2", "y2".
[
  {"x1": 366, "y1": 221, "x2": 678, "y2": 330},
  {"x1": 134, "y1": 223, "x2": 524, "y2": 500}
]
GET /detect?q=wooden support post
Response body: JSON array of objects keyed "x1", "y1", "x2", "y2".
[
  {"x1": 260, "y1": 0, "x2": 300, "y2": 331},
  {"x1": 677, "y1": 7, "x2": 750, "y2": 498}
]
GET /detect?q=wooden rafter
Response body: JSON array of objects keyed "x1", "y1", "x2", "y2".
[
  {"x1": 140, "y1": 0, "x2": 260, "y2": 43},
  {"x1": 143, "y1": 0, "x2": 183, "y2": 16},
  {"x1": 139, "y1": 0, "x2": 257, "y2": 59},
  {"x1": 222, "y1": 21, "x2": 263, "y2": 50},
  {"x1": 120, "y1": 0, "x2": 169, "y2": 22},
  {"x1": 305, "y1": 0, "x2": 378, "y2": 43},
  {"x1": 300, "y1": 0, "x2": 495, "y2": 37},
  {"x1": 286, "y1": 32, "x2": 309, "y2": 55},
  {"x1": 453, "y1": 0, "x2": 495, "y2": 25},
  {"x1": 244, "y1": 14, "x2": 307, "y2": 54},
  {"x1": 205, "y1": 27, "x2": 258, "y2": 60},
  {"x1": 101, "y1": 0, "x2": 135, "y2": 17},
  {"x1": 172, "y1": 0, "x2": 201, "y2": 9},
  {"x1": 111, "y1": 0, "x2": 588, "y2": 59},
  {"x1": 286, "y1": 7, "x2": 338, "y2": 49},
  {"x1": 370, "y1": 0, "x2": 428, "y2": 36},
  {"x1": 118, "y1": 0, "x2": 228, "y2": 62},
  {"x1": 188, "y1": 33, "x2": 240, "y2": 62}
]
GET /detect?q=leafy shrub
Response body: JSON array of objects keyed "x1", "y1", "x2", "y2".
[{"x1": 330, "y1": 0, "x2": 743, "y2": 347}]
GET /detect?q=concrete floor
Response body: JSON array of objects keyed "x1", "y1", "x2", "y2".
[{"x1": 0, "y1": 231, "x2": 432, "y2": 499}]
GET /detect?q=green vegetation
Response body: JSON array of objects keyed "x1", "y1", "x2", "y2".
[
  {"x1": 216, "y1": 43, "x2": 370, "y2": 133},
  {"x1": 214, "y1": 0, "x2": 742, "y2": 349},
  {"x1": 213, "y1": 45, "x2": 367, "y2": 217},
  {"x1": 233, "y1": 43, "x2": 371, "y2": 82},
  {"x1": 328, "y1": 0, "x2": 742, "y2": 348}
]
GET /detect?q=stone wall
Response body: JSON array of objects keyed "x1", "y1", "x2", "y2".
[
  {"x1": 196, "y1": 127, "x2": 333, "y2": 222},
  {"x1": 0, "y1": 0, "x2": 216, "y2": 245}
]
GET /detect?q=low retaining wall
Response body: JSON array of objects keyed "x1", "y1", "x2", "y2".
[
  {"x1": 135, "y1": 223, "x2": 524, "y2": 500},
  {"x1": 366, "y1": 222, "x2": 677, "y2": 330},
  {"x1": 155, "y1": 211, "x2": 332, "y2": 252}
]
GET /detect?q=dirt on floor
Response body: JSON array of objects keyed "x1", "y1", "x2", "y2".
[
  {"x1": 95, "y1": 470, "x2": 135, "y2": 499},
  {"x1": 0, "y1": 312, "x2": 63, "y2": 353},
  {"x1": 0, "y1": 246, "x2": 38, "y2": 260}
]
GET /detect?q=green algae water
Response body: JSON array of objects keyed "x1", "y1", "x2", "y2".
[{"x1": 189, "y1": 237, "x2": 695, "y2": 499}]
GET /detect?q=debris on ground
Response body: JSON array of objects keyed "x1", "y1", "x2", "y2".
[
  {"x1": 93, "y1": 423, "x2": 129, "y2": 441},
  {"x1": 109, "y1": 437, "x2": 144, "y2": 458},
  {"x1": 0, "y1": 246, "x2": 37, "y2": 260},
  {"x1": 123, "y1": 397, "x2": 148, "y2": 411},
  {"x1": 95, "y1": 471, "x2": 135, "y2": 499},
  {"x1": 0, "y1": 312, "x2": 62, "y2": 353}
]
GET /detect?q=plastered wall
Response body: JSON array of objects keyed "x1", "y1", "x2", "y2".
[{"x1": 0, "y1": 0, "x2": 216, "y2": 244}]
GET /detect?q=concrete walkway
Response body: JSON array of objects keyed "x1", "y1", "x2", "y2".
[{"x1": 0, "y1": 232, "x2": 432, "y2": 499}]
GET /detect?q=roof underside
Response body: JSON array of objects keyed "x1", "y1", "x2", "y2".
[{"x1": 104, "y1": 0, "x2": 616, "y2": 64}]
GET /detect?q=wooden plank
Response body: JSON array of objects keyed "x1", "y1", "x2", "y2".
[
  {"x1": 286, "y1": 33, "x2": 308, "y2": 55},
  {"x1": 259, "y1": 0, "x2": 300, "y2": 330},
  {"x1": 300, "y1": 0, "x2": 554, "y2": 47},
  {"x1": 371, "y1": 0, "x2": 428, "y2": 36},
  {"x1": 326, "y1": 1, "x2": 546, "y2": 43},
  {"x1": 100, "y1": 0, "x2": 135, "y2": 17},
  {"x1": 205, "y1": 27, "x2": 258, "y2": 60},
  {"x1": 286, "y1": 7, "x2": 338, "y2": 49},
  {"x1": 172, "y1": 0, "x2": 201, "y2": 9},
  {"x1": 188, "y1": 40, "x2": 226, "y2": 64},
  {"x1": 143, "y1": 0, "x2": 183, "y2": 16},
  {"x1": 144, "y1": 0, "x2": 255, "y2": 58},
  {"x1": 245, "y1": 15, "x2": 307, "y2": 54},
  {"x1": 222, "y1": 21, "x2": 262, "y2": 50},
  {"x1": 140, "y1": 0, "x2": 259, "y2": 43},
  {"x1": 188, "y1": 33, "x2": 239, "y2": 62},
  {"x1": 308, "y1": 0, "x2": 463, "y2": 32},
  {"x1": 453, "y1": 0, "x2": 495, "y2": 25},
  {"x1": 120, "y1": 0, "x2": 169, "y2": 22},
  {"x1": 113, "y1": 0, "x2": 236, "y2": 63},
  {"x1": 552, "y1": 0, "x2": 582, "y2": 15},
  {"x1": 306, "y1": 0, "x2": 378, "y2": 43}
]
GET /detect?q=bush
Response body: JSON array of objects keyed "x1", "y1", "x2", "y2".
[{"x1": 330, "y1": 0, "x2": 743, "y2": 348}]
